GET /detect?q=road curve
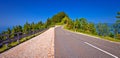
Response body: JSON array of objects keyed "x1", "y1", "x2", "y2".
[{"x1": 55, "y1": 27, "x2": 120, "y2": 58}]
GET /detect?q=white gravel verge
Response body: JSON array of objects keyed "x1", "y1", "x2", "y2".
[{"x1": 0, "y1": 27, "x2": 55, "y2": 58}]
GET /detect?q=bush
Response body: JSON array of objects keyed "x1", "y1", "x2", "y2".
[
  {"x1": 109, "y1": 33, "x2": 114, "y2": 38},
  {"x1": 116, "y1": 34, "x2": 120, "y2": 39}
]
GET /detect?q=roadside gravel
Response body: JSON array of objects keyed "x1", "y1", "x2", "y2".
[{"x1": 0, "y1": 27, "x2": 55, "y2": 58}]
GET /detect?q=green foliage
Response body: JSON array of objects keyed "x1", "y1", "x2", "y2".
[
  {"x1": 87, "y1": 23, "x2": 97, "y2": 34},
  {"x1": 102, "y1": 36, "x2": 120, "y2": 42},
  {"x1": 0, "y1": 28, "x2": 47, "y2": 53},
  {"x1": 8, "y1": 41, "x2": 19, "y2": 47},
  {"x1": 113, "y1": 20, "x2": 120, "y2": 35},
  {"x1": 96, "y1": 23, "x2": 109, "y2": 36},
  {"x1": 0, "y1": 45, "x2": 7, "y2": 52},
  {"x1": 109, "y1": 32, "x2": 114, "y2": 38},
  {"x1": 117, "y1": 12, "x2": 120, "y2": 15},
  {"x1": 20, "y1": 38, "x2": 27, "y2": 43},
  {"x1": 113, "y1": 12, "x2": 120, "y2": 39},
  {"x1": 116, "y1": 34, "x2": 120, "y2": 39},
  {"x1": 51, "y1": 12, "x2": 68, "y2": 24},
  {"x1": 1, "y1": 11, "x2": 120, "y2": 50},
  {"x1": 37, "y1": 21, "x2": 45, "y2": 29},
  {"x1": 66, "y1": 19, "x2": 74, "y2": 29},
  {"x1": 116, "y1": 12, "x2": 120, "y2": 18},
  {"x1": 65, "y1": 18, "x2": 97, "y2": 34},
  {"x1": 79, "y1": 18, "x2": 88, "y2": 32},
  {"x1": 44, "y1": 12, "x2": 69, "y2": 27},
  {"x1": 74, "y1": 18, "x2": 80, "y2": 31},
  {"x1": 6, "y1": 28, "x2": 11, "y2": 34},
  {"x1": 61, "y1": 16, "x2": 70, "y2": 24},
  {"x1": 31, "y1": 22, "x2": 36, "y2": 31},
  {"x1": 45, "y1": 18, "x2": 53, "y2": 28},
  {"x1": 23, "y1": 22, "x2": 31, "y2": 34},
  {"x1": 10, "y1": 25, "x2": 22, "y2": 37}
]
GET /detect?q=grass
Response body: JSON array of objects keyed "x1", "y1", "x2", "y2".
[
  {"x1": 20, "y1": 38, "x2": 27, "y2": 43},
  {"x1": 100, "y1": 36, "x2": 120, "y2": 42},
  {"x1": 8, "y1": 41, "x2": 19, "y2": 47},
  {"x1": 65, "y1": 28, "x2": 120, "y2": 42},
  {"x1": 81, "y1": 31, "x2": 120, "y2": 42},
  {"x1": 84, "y1": 33, "x2": 120, "y2": 42},
  {"x1": 0, "y1": 45, "x2": 7, "y2": 52}
]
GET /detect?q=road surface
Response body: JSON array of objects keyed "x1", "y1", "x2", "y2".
[{"x1": 55, "y1": 27, "x2": 120, "y2": 58}]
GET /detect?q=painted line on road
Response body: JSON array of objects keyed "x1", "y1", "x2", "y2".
[{"x1": 84, "y1": 42, "x2": 118, "y2": 58}]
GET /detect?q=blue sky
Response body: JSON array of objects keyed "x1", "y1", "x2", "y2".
[{"x1": 0, "y1": 0, "x2": 120, "y2": 28}]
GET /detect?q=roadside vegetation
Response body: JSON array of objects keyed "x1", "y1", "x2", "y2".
[
  {"x1": 0, "y1": 20, "x2": 49, "y2": 53},
  {"x1": 64, "y1": 12, "x2": 120, "y2": 42},
  {"x1": 41, "y1": 11, "x2": 120, "y2": 42},
  {"x1": 42, "y1": 11, "x2": 120, "y2": 42},
  {"x1": 0, "y1": 12, "x2": 67, "y2": 53},
  {"x1": 0, "y1": 11, "x2": 120, "y2": 53}
]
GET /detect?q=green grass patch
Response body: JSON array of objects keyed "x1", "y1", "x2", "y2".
[
  {"x1": 20, "y1": 38, "x2": 27, "y2": 43},
  {"x1": 81, "y1": 32, "x2": 120, "y2": 42},
  {"x1": 101, "y1": 36, "x2": 120, "y2": 42},
  {"x1": 65, "y1": 28, "x2": 120, "y2": 42},
  {"x1": 83, "y1": 33, "x2": 120, "y2": 42},
  {"x1": 0, "y1": 45, "x2": 7, "y2": 52},
  {"x1": 8, "y1": 41, "x2": 19, "y2": 47}
]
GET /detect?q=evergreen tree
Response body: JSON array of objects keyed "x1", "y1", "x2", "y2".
[
  {"x1": 23, "y1": 22, "x2": 31, "y2": 34},
  {"x1": 74, "y1": 18, "x2": 80, "y2": 31},
  {"x1": 97, "y1": 23, "x2": 109, "y2": 36},
  {"x1": 79, "y1": 18, "x2": 88, "y2": 32},
  {"x1": 88, "y1": 23, "x2": 97, "y2": 34},
  {"x1": 113, "y1": 12, "x2": 120, "y2": 39}
]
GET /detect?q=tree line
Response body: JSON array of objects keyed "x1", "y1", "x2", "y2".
[
  {"x1": 0, "y1": 11, "x2": 120, "y2": 41},
  {"x1": 0, "y1": 21, "x2": 47, "y2": 41},
  {"x1": 65, "y1": 12, "x2": 120, "y2": 40},
  {"x1": 44, "y1": 11, "x2": 120, "y2": 40},
  {"x1": 0, "y1": 12, "x2": 68, "y2": 41}
]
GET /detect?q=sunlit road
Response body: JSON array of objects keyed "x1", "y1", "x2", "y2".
[{"x1": 55, "y1": 27, "x2": 120, "y2": 58}]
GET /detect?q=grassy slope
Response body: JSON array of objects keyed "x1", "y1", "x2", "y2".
[{"x1": 64, "y1": 26, "x2": 120, "y2": 42}]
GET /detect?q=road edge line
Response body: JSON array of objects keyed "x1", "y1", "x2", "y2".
[
  {"x1": 63, "y1": 28, "x2": 120, "y2": 44},
  {"x1": 84, "y1": 42, "x2": 118, "y2": 58}
]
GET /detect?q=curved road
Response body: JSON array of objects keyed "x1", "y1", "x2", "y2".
[{"x1": 55, "y1": 27, "x2": 120, "y2": 58}]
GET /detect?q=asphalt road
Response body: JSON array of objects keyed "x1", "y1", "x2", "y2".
[{"x1": 54, "y1": 27, "x2": 120, "y2": 58}]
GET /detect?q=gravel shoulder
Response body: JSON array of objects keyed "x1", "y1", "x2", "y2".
[{"x1": 0, "y1": 27, "x2": 55, "y2": 58}]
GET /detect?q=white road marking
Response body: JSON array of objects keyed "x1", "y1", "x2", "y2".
[{"x1": 84, "y1": 42, "x2": 118, "y2": 58}]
